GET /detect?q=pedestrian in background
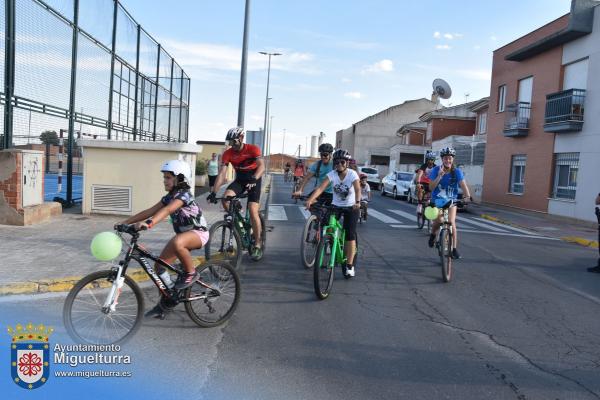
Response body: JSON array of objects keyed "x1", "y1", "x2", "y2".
[
  {"x1": 587, "y1": 192, "x2": 600, "y2": 273},
  {"x1": 207, "y1": 153, "x2": 219, "y2": 193}
]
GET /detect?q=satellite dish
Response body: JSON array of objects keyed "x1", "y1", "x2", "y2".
[{"x1": 432, "y1": 78, "x2": 452, "y2": 100}]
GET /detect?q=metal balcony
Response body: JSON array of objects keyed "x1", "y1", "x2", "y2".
[
  {"x1": 503, "y1": 102, "x2": 531, "y2": 137},
  {"x1": 544, "y1": 89, "x2": 585, "y2": 133}
]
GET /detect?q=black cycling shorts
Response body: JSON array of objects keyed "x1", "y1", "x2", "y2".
[
  {"x1": 227, "y1": 177, "x2": 262, "y2": 203},
  {"x1": 332, "y1": 206, "x2": 359, "y2": 241},
  {"x1": 418, "y1": 182, "x2": 430, "y2": 193}
]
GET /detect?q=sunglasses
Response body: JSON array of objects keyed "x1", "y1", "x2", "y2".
[
  {"x1": 320, "y1": 152, "x2": 331, "y2": 157},
  {"x1": 333, "y1": 159, "x2": 347, "y2": 165}
]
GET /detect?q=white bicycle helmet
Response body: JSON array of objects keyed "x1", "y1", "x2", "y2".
[
  {"x1": 425, "y1": 150, "x2": 437, "y2": 160},
  {"x1": 161, "y1": 159, "x2": 192, "y2": 184},
  {"x1": 439, "y1": 147, "x2": 456, "y2": 157},
  {"x1": 226, "y1": 127, "x2": 245, "y2": 141}
]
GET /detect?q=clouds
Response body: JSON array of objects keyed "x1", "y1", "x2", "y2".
[
  {"x1": 344, "y1": 92, "x2": 362, "y2": 99},
  {"x1": 435, "y1": 44, "x2": 452, "y2": 51},
  {"x1": 362, "y1": 59, "x2": 394, "y2": 74},
  {"x1": 433, "y1": 32, "x2": 464, "y2": 40},
  {"x1": 162, "y1": 39, "x2": 319, "y2": 76}
]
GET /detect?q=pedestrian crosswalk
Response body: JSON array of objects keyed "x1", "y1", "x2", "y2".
[{"x1": 267, "y1": 203, "x2": 557, "y2": 240}]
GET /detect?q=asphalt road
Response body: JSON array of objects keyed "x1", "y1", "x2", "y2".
[{"x1": 3, "y1": 173, "x2": 600, "y2": 400}]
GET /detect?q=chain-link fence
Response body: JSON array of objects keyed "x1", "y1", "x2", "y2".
[{"x1": 1, "y1": 0, "x2": 190, "y2": 203}]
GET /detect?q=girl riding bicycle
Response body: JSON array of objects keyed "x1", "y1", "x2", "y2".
[
  {"x1": 306, "y1": 149, "x2": 361, "y2": 278},
  {"x1": 427, "y1": 147, "x2": 471, "y2": 259},
  {"x1": 118, "y1": 160, "x2": 208, "y2": 290}
]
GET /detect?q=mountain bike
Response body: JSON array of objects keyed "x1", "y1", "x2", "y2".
[
  {"x1": 416, "y1": 186, "x2": 431, "y2": 232},
  {"x1": 433, "y1": 199, "x2": 455, "y2": 283},
  {"x1": 314, "y1": 205, "x2": 359, "y2": 300},
  {"x1": 284, "y1": 170, "x2": 292, "y2": 182},
  {"x1": 205, "y1": 193, "x2": 266, "y2": 270},
  {"x1": 63, "y1": 224, "x2": 241, "y2": 345},
  {"x1": 297, "y1": 195, "x2": 329, "y2": 269},
  {"x1": 292, "y1": 177, "x2": 303, "y2": 204},
  {"x1": 359, "y1": 200, "x2": 369, "y2": 224}
]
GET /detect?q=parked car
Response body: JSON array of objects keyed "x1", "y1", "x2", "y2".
[
  {"x1": 380, "y1": 171, "x2": 413, "y2": 200},
  {"x1": 408, "y1": 174, "x2": 468, "y2": 210},
  {"x1": 357, "y1": 166, "x2": 380, "y2": 190}
]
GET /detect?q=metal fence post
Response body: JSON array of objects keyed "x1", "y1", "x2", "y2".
[
  {"x1": 178, "y1": 69, "x2": 184, "y2": 142},
  {"x1": 153, "y1": 44, "x2": 160, "y2": 141},
  {"x1": 3, "y1": 0, "x2": 16, "y2": 149},
  {"x1": 186, "y1": 79, "x2": 190, "y2": 143},
  {"x1": 106, "y1": 0, "x2": 118, "y2": 140},
  {"x1": 167, "y1": 58, "x2": 174, "y2": 142},
  {"x1": 132, "y1": 24, "x2": 141, "y2": 141},
  {"x1": 66, "y1": 0, "x2": 80, "y2": 205}
]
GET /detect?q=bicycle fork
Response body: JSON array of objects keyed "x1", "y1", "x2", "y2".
[{"x1": 103, "y1": 264, "x2": 125, "y2": 313}]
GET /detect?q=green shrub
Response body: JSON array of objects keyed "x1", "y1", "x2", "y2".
[{"x1": 195, "y1": 159, "x2": 207, "y2": 175}]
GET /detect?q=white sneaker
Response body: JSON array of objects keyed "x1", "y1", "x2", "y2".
[{"x1": 346, "y1": 266, "x2": 355, "y2": 277}]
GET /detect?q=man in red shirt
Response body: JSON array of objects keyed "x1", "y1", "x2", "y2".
[{"x1": 208, "y1": 127, "x2": 265, "y2": 260}]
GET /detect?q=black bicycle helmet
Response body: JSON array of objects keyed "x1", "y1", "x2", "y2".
[
  {"x1": 318, "y1": 143, "x2": 333, "y2": 153},
  {"x1": 332, "y1": 149, "x2": 352, "y2": 160},
  {"x1": 225, "y1": 127, "x2": 245, "y2": 141}
]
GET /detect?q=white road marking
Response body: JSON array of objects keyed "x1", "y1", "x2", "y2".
[
  {"x1": 390, "y1": 225, "x2": 415, "y2": 228},
  {"x1": 298, "y1": 207, "x2": 311, "y2": 220},
  {"x1": 459, "y1": 229, "x2": 558, "y2": 240},
  {"x1": 268, "y1": 205, "x2": 288, "y2": 221},
  {"x1": 388, "y1": 209, "x2": 417, "y2": 221},
  {"x1": 456, "y1": 216, "x2": 508, "y2": 232},
  {"x1": 472, "y1": 217, "x2": 536, "y2": 235},
  {"x1": 368, "y1": 208, "x2": 403, "y2": 224}
]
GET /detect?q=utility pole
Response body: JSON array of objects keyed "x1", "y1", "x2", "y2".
[{"x1": 237, "y1": 0, "x2": 251, "y2": 128}]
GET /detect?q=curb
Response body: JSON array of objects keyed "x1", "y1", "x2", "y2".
[
  {"x1": 1, "y1": 176, "x2": 275, "y2": 298},
  {"x1": 480, "y1": 213, "x2": 599, "y2": 249}
]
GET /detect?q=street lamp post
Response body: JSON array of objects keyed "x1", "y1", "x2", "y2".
[
  {"x1": 259, "y1": 51, "x2": 281, "y2": 165},
  {"x1": 281, "y1": 128, "x2": 286, "y2": 169},
  {"x1": 237, "y1": 0, "x2": 251, "y2": 128}
]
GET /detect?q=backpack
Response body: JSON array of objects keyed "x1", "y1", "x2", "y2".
[{"x1": 313, "y1": 160, "x2": 322, "y2": 188}]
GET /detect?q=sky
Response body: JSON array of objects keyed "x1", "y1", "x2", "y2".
[{"x1": 121, "y1": 0, "x2": 572, "y2": 157}]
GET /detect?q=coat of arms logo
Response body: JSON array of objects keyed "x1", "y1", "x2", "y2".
[{"x1": 8, "y1": 322, "x2": 53, "y2": 390}]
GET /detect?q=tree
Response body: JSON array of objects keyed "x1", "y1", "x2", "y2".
[{"x1": 39, "y1": 130, "x2": 59, "y2": 145}]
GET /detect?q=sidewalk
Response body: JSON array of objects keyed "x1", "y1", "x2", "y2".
[
  {"x1": 0, "y1": 175, "x2": 272, "y2": 295},
  {"x1": 468, "y1": 202, "x2": 599, "y2": 248}
]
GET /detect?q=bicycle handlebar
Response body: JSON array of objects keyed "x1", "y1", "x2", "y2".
[
  {"x1": 214, "y1": 192, "x2": 249, "y2": 201},
  {"x1": 114, "y1": 223, "x2": 145, "y2": 236}
]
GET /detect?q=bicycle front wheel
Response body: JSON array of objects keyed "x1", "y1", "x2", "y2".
[
  {"x1": 185, "y1": 261, "x2": 241, "y2": 327},
  {"x1": 314, "y1": 237, "x2": 335, "y2": 300},
  {"x1": 439, "y1": 229, "x2": 453, "y2": 283},
  {"x1": 301, "y1": 214, "x2": 319, "y2": 268},
  {"x1": 417, "y1": 209, "x2": 425, "y2": 229},
  {"x1": 63, "y1": 270, "x2": 144, "y2": 345},
  {"x1": 206, "y1": 221, "x2": 243, "y2": 270}
]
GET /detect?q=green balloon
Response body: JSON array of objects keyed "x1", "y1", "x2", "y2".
[
  {"x1": 424, "y1": 206, "x2": 439, "y2": 221},
  {"x1": 90, "y1": 231, "x2": 123, "y2": 261}
]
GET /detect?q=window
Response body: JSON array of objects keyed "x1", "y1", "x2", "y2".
[
  {"x1": 518, "y1": 76, "x2": 533, "y2": 104},
  {"x1": 509, "y1": 155, "x2": 526, "y2": 194},
  {"x1": 360, "y1": 167, "x2": 378, "y2": 175},
  {"x1": 370, "y1": 155, "x2": 390, "y2": 165},
  {"x1": 563, "y1": 59, "x2": 588, "y2": 90},
  {"x1": 477, "y1": 112, "x2": 487, "y2": 134},
  {"x1": 498, "y1": 85, "x2": 506, "y2": 112},
  {"x1": 552, "y1": 153, "x2": 579, "y2": 200},
  {"x1": 397, "y1": 173, "x2": 412, "y2": 181}
]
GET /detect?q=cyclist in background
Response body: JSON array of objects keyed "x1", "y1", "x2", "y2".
[
  {"x1": 415, "y1": 150, "x2": 437, "y2": 204},
  {"x1": 293, "y1": 143, "x2": 334, "y2": 204},
  {"x1": 359, "y1": 173, "x2": 371, "y2": 220},
  {"x1": 284, "y1": 161, "x2": 292, "y2": 181},
  {"x1": 427, "y1": 147, "x2": 471, "y2": 259},
  {"x1": 208, "y1": 127, "x2": 265, "y2": 261},
  {"x1": 293, "y1": 159, "x2": 306, "y2": 184},
  {"x1": 305, "y1": 149, "x2": 361, "y2": 278},
  {"x1": 349, "y1": 158, "x2": 358, "y2": 172}
]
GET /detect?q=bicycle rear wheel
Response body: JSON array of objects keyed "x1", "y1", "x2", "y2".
[
  {"x1": 314, "y1": 237, "x2": 335, "y2": 300},
  {"x1": 206, "y1": 221, "x2": 243, "y2": 270},
  {"x1": 439, "y1": 229, "x2": 453, "y2": 282},
  {"x1": 63, "y1": 270, "x2": 144, "y2": 345},
  {"x1": 301, "y1": 214, "x2": 319, "y2": 268},
  {"x1": 417, "y1": 210, "x2": 425, "y2": 229},
  {"x1": 185, "y1": 261, "x2": 241, "y2": 327}
]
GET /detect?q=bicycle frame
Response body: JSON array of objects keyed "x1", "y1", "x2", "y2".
[
  {"x1": 222, "y1": 197, "x2": 253, "y2": 250},
  {"x1": 318, "y1": 213, "x2": 346, "y2": 268}
]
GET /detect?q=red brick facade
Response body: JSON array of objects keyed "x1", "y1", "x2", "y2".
[{"x1": 483, "y1": 15, "x2": 569, "y2": 212}]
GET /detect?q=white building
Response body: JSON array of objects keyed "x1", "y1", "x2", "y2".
[{"x1": 336, "y1": 98, "x2": 438, "y2": 176}]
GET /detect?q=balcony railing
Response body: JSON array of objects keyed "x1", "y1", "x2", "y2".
[
  {"x1": 544, "y1": 88, "x2": 585, "y2": 133},
  {"x1": 503, "y1": 102, "x2": 531, "y2": 137}
]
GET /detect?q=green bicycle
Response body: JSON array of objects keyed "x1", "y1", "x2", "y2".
[
  {"x1": 205, "y1": 193, "x2": 267, "y2": 270},
  {"x1": 314, "y1": 205, "x2": 359, "y2": 300}
]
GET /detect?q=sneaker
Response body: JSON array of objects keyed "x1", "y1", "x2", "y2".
[
  {"x1": 144, "y1": 296, "x2": 175, "y2": 319},
  {"x1": 428, "y1": 234, "x2": 435, "y2": 248},
  {"x1": 346, "y1": 266, "x2": 355, "y2": 278},
  {"x1": 587, "y1": 265, "x2": 600, "y2": 273},
  {"x1": 173, "y1": 271, "x2": 199, "y2": 290},
  {"x1": 250, "y1": 246, "x2": 263, "y2": 261},
  {"x1": 452, "y1": 248, "x2": 461, "y2": 259}
]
